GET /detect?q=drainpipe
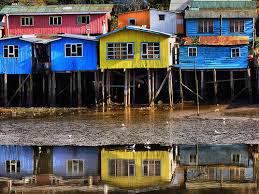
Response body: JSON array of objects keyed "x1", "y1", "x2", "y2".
[
  {"x1": 220, "y1": 15, "x2": 222, "y2": 36},
  {"x1": 6, "y1": 14, "x2": 9, "y2": 37}
]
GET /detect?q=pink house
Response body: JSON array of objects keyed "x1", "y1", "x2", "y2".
[{"x1": 0, "y1": 4, "x2": 113, "y2": 36}]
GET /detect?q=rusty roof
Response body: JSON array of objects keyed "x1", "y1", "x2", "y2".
[{"x1": 181, "y1": 36, "x2": 249, "y2": 46}]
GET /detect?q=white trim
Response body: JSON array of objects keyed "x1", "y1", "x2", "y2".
[
  {"x1": 3, "y1": 45, "x2": 19, "y2": 58},
  {"x1": 188, "y1": 47, "x2": 197, "y2": 57},
  {"x1": 77, "y1": 15, "x2": 90, "y2": 25},
  {"x1": 20, "y1": 16, "x2": 34, "y2": 26},
  {"x1": 5, "y1": 160, "x2": 21, "y2": 174},
  {"x1": 49, "y1": 16, "x2": 62, "y2": 26},
  {"x1": 231, "y1": 47, "x2": 241, "y2": 58},
  {"x1": 66, "y1": 159, "x2": 85, "y2": 176},
  {"x1": 65, "y1": 43, "x2": 83, "y2": 57},
  {"x1": 142, "y1": 160, "x2": 161, "y2": 176}
]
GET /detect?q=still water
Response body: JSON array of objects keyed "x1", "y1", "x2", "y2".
[{"x1": 0, "y1": 144, "x2": 258, "y2": 194}]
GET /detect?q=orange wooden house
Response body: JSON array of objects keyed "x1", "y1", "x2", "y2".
[{"x1": 118, "y1": 9, "x2": 184, "y2": 35}]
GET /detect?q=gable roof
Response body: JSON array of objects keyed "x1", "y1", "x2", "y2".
[
  {"x1": 0, "y1": 4, "x2": 113, "y2": 15},
  {"x1": 190, "y1": 1, "x2": 256, "y2": 9},
  {"x1": 169, "y1": 0, "x2": 190, "y2": 12},
  {"x1": 185, "y1": 9, "x2": 257, "y2": 19},
  {"x1": 97, "y1": 26, "x2": 174, "y2": 39},
  {"x1": 181, "y1": 36, "x2": 249, "y2": 46}
]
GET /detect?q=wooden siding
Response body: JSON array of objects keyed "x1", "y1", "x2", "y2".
[
  {"x1": 52, "y1": 146, "x2": 99, "y2": 178},
  {"x1": 118, "y1": 10, "x2": 150, "y2": 28},
  {"x1": 99, "y1": 29, "x2": 170, "y2": 69},
  {"x1": 0, "y1": 145, "x2": 33, "y2": 179},
  {"x1": 186, "y1": 19, "x2": 253, "y2": 40},
  {"x1": 178, "y1": 45, "x2": 248, "y2": 69},
  {"x1": 50, "y1": 37, "x2": 98, "y2": 72},
  {"x1": 101, "y1": 149, "x2": 174, "y2": 188},
  {"x1": 6, "y1": 14, "x2": 109, "y2": 36},
  {"x1": 0, "y1": 38, "x2": 32, "y2": 74}
]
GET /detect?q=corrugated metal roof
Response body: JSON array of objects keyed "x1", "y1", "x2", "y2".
[
  {"x1": 190, "y1": 1, "x2": 256, "y2": 9},
  {"x1": 0, "y1": 4, "x2": 114, "y2": 15},
  {"x1": 181, "y1": 36, "x2": 249, "y2": 46},
  {"x1": 185, "y1": 9, "x2": 257, "y2": 19},
  {"x1": 58, "y1": 34, "x2": 97, "y2": 41},
  {"x1": 98, "y1": 26, "x2": 174, "y2": 39}
]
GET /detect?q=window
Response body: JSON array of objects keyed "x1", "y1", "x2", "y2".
[
  {"x1": 142, "y1": 160, "x2": 161, "y2": 176},
  {"x1": 107, "y1": 43, "x2": 134, "y2": 60},
  {"x1": 108, "y1": 159, "x2": 135, "y2": 176},
  {"x1": 65, "y1": 44, "x2": 83, "y2": 57},
  {"x1": 128, "y1": 18, "x2": 136, "y2": 26},
  {"x1": 231, "y1": 48, "x2": 240, "y2": 58},
  {"x1": 198, "y1": 20, "x2": 213, "y2": 33},
  {"x1": 67, "y1": 160, "x2": 84, "y2": 175},
  {"x1": 229, "y1": 20, "x2": 244, "y2": 33},
  {"x1": 21, "y1": 16, "x2": 33, "y2": 26},
  {"x1": 4, "y1": 45, "x2": 18, "y2": 58},
  {"x1": 189, "y1": 154, "x2": 197, "y2": 164},
  {"x1": 49, "y1": 16, "x2": 62, "y2": 25},
  {"x1": 77, "y1": 15, "x2": 90, "y2": 25},
  {"x1": 231, "y1": 154, "x2": 240, "y2": 164},
  {"x1": 6, "y1": 160, "x2": 20, "y2": 173},
  {"x1": 188, "y1": 47, "x2": 197, "y2": 57},
  {"x1": 141, "y1": 42, "x2": 160, "y2": 59},
  {"x1": 159, "y1": 14, "x2": 165, "y2": 21}
]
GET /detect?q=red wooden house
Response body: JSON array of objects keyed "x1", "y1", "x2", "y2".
[{"x1": 0, "y1": 4, "x2": 113, "y2": 36}]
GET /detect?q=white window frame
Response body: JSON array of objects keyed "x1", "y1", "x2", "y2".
[
  {"x1": 198, "y1": 19, "x2": 214, "y2": 33},
  {"x1": 6, "y1": 160, "x2": 20, "y2": 174},
  {"x1": 20, "y1": 16, "x2": 34, "y2": 26},
  {"x1": 77, "y1": 15, "x2": 90, "y2": 25},
  {"x1": 108, "y1": 159, "x2": 136, "y2": 177},
  {"x1": 229, "y1": 19, "x2": 245, "y2": 33},
  {"x1": 49, "y1": 16, "x2": 62, "y2": 26},
  {"x1": 188, "y1": 47, "x2": 197, "y2": 57},
  {"x1": 4, "y1": 45, "x2": 19, "y2": 58},
  {"x1": 141, "y1": 42, "x2": 160, "y2": 60},
  {"x1": 66, "y1": 159, "x2": 85, "y2": 176},
  {"x1": 107, "y1": 42, "x2": 134, "y2": 60},
  {"x1": 142, "y1": 160, "x2": 161, "y2": 176},
  {"x1": 65, "y1": 43, "x2": 83, "y2": 57},
  {"x1": 231, "y1": 48, "x2": 240, "y2": 58},
  {"x1": 128, "y1": 18, "x2": 136, "y2": 26},
  {"x1": 231, "y1": 153, "x2": 241, "y2": 164},
  {"x1": 189, "y1": 154, "x2": 197, "y2": 165}
]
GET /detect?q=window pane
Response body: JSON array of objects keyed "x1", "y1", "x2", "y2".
[
  {"x1": 15, "y1": 46, "x2": 18, "y2": 58},
  {"x1": 109, "y1": 160, "x2": 116, "y2": 176},
  {"x1": 6, "y1": 161, "x2": 10, "y2": 173},
  {"x1": 116, "y1": 160, "x2": 122, "y2": 176},
  {"x1": 68, "y1": 160, "x2": 72, "y2": 173},
  {"x1": 79, "y1": 160, "x2": 84, "y2": 173},
  {"x1": 58, "y1": 17, "x2": 61, "y2": 25},
  {"x1": 127, "y1": 43, "x2": 133, "y2": 55},
  {"x1": 9, "y1": 46, "x2": 13, "y2": 54},
  {"x1": 155, "y1": 161, "x2": 161, "y2": 176},
  {"x1": 17, "y1": 161, "x2": 20, "y2": 173},
  {"x1": 77, "y1": 45, "x2": 82, "y2": 56}
]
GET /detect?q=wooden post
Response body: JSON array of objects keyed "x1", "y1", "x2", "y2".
[
  {"x1": 18, "y1": 74, "x2": 22, "y2": 106},
  {"x1": 132, "y1": 70, "x2": 136, "y2": 105},
  {"x1": 200, "y1": 71, "x2": 204, "y2": 98},
  {"x1": 77, "y1": 72, "x2": 82, "y2": 107},
  {"x1": 230, "y1": 71, "x2": 234, "y2": 100},
  {"x1": 247, "y1": 68, "x2": 252, "y2": 103},
  {"x1": 102, "y1": 70, "x2": 105, "y2": 107},
  {"x1": 151, "y1": 70, "x2": 155, "y2": 106},
  {"x1": 94, "y1": 71, "x2": 100, "y2": 106},
  {"x1": 29, "y1": 74, "x2": 33, "y2": 106},
  {"x1": 124, "y1": 69, "x2": 128, "y2": 107},
  {"x1": 168, "y1": 68, "x2": 173, "y2": 107},
  {"x1": 4, "y1": 74, "x2": 7, "y2": 107},
  {"x1": 257, "y1": 68, "x2": 259, "y2": 95},
  {"x1": 128, "y1": 69, "x2": 131, "y2": 106},
  {"x1": 48, "y1": 72, "x2": 52, "y2": 106},
  {"x1": 69, "y1": 72, "x2": 73, "y2": 106},
  {"x1": 148, "y1": 69, "x2": 152, "y2": 104},
  {"x1": 179, "y1": 69, "x2": 184, "y2": 104},
  {"x1": 106, "y1": 70, "x2": 111, "y2": 106},
  {"x1": 42, "y1": 73, "x2": 45, "y2": 106},
  {"x1": 213, "y1": 69, "x2": 217, "y2": 104},
  {"x1": 52, "y1": 72, "x2": 56, "y2": 106},
  {"x1": 26, "y1": 75, "x2": 30, "y2": 107}
]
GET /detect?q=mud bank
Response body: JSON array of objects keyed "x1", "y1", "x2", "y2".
[{"x1": 0, "y1": 105, "x2": 258, "y2": 145}]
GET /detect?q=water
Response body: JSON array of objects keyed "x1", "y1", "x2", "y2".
[
  {"x1": 0, "y1": 106, "x2": 258, "y2": 145},
  {"x1": 0, "y1": 144, "x2": 258, "y2": 194}
]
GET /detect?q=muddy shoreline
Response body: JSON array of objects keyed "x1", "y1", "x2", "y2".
[{"x1": 0, "y1": 104, "x2": 258, "y2": 146}]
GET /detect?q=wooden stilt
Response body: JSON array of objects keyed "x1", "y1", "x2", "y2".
[
  {"x1": 21, "y1": 75, "x2": 25, "y2": 106},
  {"x1": 168, "y1": 68, "x2": 173, "y2": 107},
  {"x1": 26, "y1": 75, "x2": 30, "y2": 107},
  {"x1": 52, "y1": 72, "x2": 56, "y2": 106},
  {"x1": 18, "y1": 75, "x2": 22, "y2": 106},
  {"x1": 4, "y1": 74, "x2": 7, "y2": 107},
  {"x1": 179, "y1": 69, "x2": 184, "y2": 105},
  {"x1": 132, "y1": 70, "x2": 136, "y2": 105},
  {"x1": 151, "y1": 70, "x2": 155, "y2": 106},
  {"x1": 94, "y1": 71, "x2": 100, "y2": 106},
  {"x1": 77, "y1": 71, "x2": 82, "y2": 107},
  {"x1": 29, "y1": 74, "x2": 33, "y2": 107},
  {"x1": 102, "y1": 70, "x2": 105, "y2": 107},
  {"x1": 256, "y1": 68, "x2": 259, "y2": 95},
  {"x1": 128, "y1": 69, "x2": 131, "y2": 106},
  {"x1": 148, "y1": 69, "x2": 152, "y2": 104},
  {"x1": 48, "y1": 73, "x2": 52, "y2": 106},
  {"x1": 194, "y1": 68, "x2": 199, "y2": 115},
  {"x1": 72, "y1": 72, "x2": 76, "y2": 106},
  {"x1": 247, "y1": 68, "x2": 252, "y2": 103},
  {"x1": 106, "y1": 70, "x2": 111, "y2": 106},
  {"x1": 69, "y1": 73, "x2": 73, "y2": 106},
  {"x1": 42, "y1": 73, "x2": 45, "y2": 106},
  {"x1": 124, "y1": 69, "x2": 128, "y2": 107},
  {"x1": 200, "y1": 70, "x2": 204, "y2": 98},
  {"x1": 230, "y1": 71, "x2": 234, "y2": 100},
  {"x1": 213, "y1": 69, "x2": 218, "y2": 104}
]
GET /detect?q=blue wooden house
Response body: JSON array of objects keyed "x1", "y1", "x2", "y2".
[
  {"x1": 178, "y1": 36, "x2": 249, "y2": 69},
  {"x1": 0, "y1": 36, "x2": 32, "y2": 74},
  {"x1": 52, "y1": 146, "x2": 99, "y2": 178},
  {"x1": 179, "y1": 144, "x2": 254, "y2": 182},
  {"x1": 50, "y1": 34, "x2": 98, "y2": 72},
  {"x1": 0, "y1": 145, "x2": 34, "y2": 179}
]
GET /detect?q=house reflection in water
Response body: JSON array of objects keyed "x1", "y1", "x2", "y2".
[
  {"x1": 179, "y1": 144, "x2": 255, "y2": 187},
  {"x1": 101, "y1": 145, "x2": 178, "y2": 188},
  {"x1": 0, "y1": 146, "x2": 34, "y2": 179}
]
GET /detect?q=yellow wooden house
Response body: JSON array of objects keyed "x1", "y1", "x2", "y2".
[
  {"x1": 98, "y1": 26, "x2": 176, "y2": 69},
  {"x1": 101, "y1": 146, "x2": 177, "y2": 188}
]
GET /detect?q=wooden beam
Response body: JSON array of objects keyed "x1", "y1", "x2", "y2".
[
  {"x1": 52, "y1": 72, "x2": 56, "y2": 106},
  {"x1": 179, "y1": 69, "x2": 184, "y2": 104},
  {"x1": 148, "y1": 69, "x2": 152, "y2": 104},
  {"x1": 132, "y1": 70, "x2": 136, "y2": 105},
  {"x1": 77, "y1": 71, "x2": 82, "y2": 107},
  {"x1": 247, "y1": 68, "x2": 252, "y2": 103},
  {"x1": 124, "y1": 69, "x2": 128, "y2": 107},
  {"x1": 213, "y1": 69, "x2": 218, "y2": 104},
  {"x1": 70, "y1": 72, "x2": 73, "y2": 106},
  {"x1": 200, "y1": 70, "x2": 204, "y2": 98},
  {"x1": 4, "y1": 74, "x2": 7, "y2": 107},
  {"x1": 230, "y1": 71, "x2": 234, "y2": 100}
]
